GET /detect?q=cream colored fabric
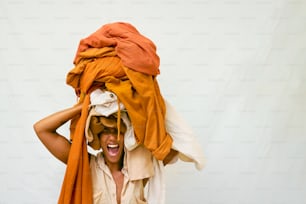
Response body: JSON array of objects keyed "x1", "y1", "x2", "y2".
[
  {"x1": 90, "y1": 89, "x2": 125, "y2": 117},
  {"x1": 90, "y1": 153, "x2": 147, "y2": 204},
  {"x1": 165, "y1": 100, "x2": 205, "y2": 170}
]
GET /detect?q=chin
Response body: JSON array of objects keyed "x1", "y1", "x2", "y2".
[{"x1": 103, "y1": 148, "x2": 124, "y2": 164}]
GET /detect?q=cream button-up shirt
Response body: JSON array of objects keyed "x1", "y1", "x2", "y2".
[{"x1": 90, "y1": 153, "x2": 147, "y2": 204}]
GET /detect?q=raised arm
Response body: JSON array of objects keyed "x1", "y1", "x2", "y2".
[{"x1": 33, "y1": 104, "x2": 83, "y2": 164}]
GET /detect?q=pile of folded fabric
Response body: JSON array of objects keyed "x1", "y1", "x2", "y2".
[{"x1": 58, "y1": 22, "x2": 204, "y2": 204}]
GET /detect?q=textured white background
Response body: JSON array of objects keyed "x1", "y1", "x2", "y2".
[{"x1": 1, "y1": 0, "x2": 306, "y2": 203}]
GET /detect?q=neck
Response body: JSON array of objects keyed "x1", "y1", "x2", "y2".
[
  {"x1": 105, "y1": 156, "x2": 124, "y2": 173},
  {"x1": 106, "y1": 162, "x2": 122, "y2": 173}
]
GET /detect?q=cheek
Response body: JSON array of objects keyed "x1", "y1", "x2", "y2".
[{"x1": 99, "y1": 135, "x2": 107, "y2": 146}]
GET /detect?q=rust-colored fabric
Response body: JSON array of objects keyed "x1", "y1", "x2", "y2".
[
  {"x1": 74, "y1": 22, "x2": 160, "y2": 76},
  {"x1": 60, "y1": 22, "x2": 172, "y2": 204}
]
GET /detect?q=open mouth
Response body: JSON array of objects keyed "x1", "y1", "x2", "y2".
[{"x1": 107, "y1": 144, "x2": 119, "y2": 156}]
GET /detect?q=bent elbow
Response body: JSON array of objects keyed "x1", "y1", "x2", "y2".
[
  {"x1": 33, "y1": 122, "x2": 39, "y2": 134},
  {"x1": 33, "y1": 121, "x2": 44, "y2": 138},
  {"x1": 33, "y1": 120, "x2": 40, "y2": 130}
]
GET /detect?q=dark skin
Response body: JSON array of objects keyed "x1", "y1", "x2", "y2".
[{"x1": 33, "y1": 104, "x2": 178, "y2": 203}]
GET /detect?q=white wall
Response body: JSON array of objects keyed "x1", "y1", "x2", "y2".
[{"x1": 1, "y1": 0, "x2": 306, "y2": 203}]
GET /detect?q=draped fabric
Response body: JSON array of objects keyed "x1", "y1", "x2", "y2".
[{"x1": 59, "y1": 22, "x2": 172, "y2": 204}]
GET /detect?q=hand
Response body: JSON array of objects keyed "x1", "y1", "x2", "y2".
[{"x1": 163, "y1": 149, "x2": 178, "y2": 166}]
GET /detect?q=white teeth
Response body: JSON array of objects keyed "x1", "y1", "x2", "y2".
[{"x1": 107, "y1": 144, "x2": 119, "y2": 148}]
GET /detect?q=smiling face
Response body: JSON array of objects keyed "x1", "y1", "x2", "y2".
[{"x1": 99, "y1": 127, "x2": 125, "y2": 168}]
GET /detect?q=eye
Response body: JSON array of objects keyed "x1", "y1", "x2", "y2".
[
  {"x1": 102, "y1": 128, "x2": 111, "y2": 134},
  {"x1": 101, "y1": 127, "x2": 118, "y2": 134}
]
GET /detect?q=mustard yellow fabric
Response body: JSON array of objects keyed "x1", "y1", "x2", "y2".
[{"x1": 90, "y1": 151, "x2": 147, "y2": 204}]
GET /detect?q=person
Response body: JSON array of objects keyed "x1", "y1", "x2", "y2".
[
  {"x1": 33, "y1": 101, "x2": 178, "y2": 204},
  {"x1": 34, "y1": 22, "x2": 204, "y2": 204}
]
